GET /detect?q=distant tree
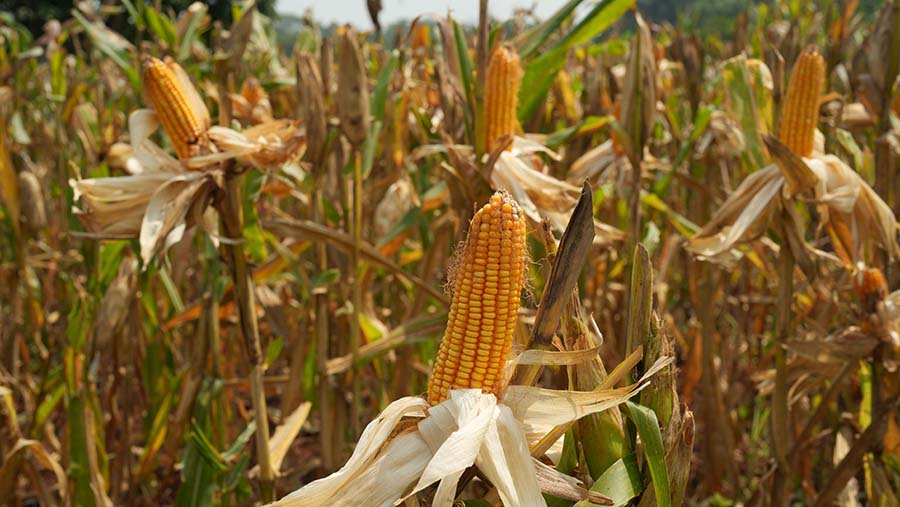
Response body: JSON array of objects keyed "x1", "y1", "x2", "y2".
[{"x1": 0, "y1": 0, "x2": 276, "y2": 37}]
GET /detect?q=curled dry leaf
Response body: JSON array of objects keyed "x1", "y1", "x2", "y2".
[
  {"x1": 685, "y1": 164, "x2": 783, "y2": 262},
  {"x1": 208, "y1": 120, "x2": 306, "y2": 170},
  {"x1": 138, "y1": 172, "x2": 218, "y2": 264},
  {"x1": 491, "y1": 138, "x2": 624, "y2": 245},
  {"x1": 105, "y1": 142, "x2": 143, "y2": 175},
  {"x1": 17, "y1": 170, "x2": 46, "y2": 231},
  {"x1": 234, "y1": 77, "x2": 273, "y2": 125},
  {"x1": 807, "y1": 155, "x2": 900, "y2": 261},
  {"x1": 569, "y1": 139, "x2": 633, "y2": 185}
]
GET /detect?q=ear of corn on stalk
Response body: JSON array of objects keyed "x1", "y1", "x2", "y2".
[
  {"x1": 426, "y1": 192, "x2": 527, "y2": 405},
  {"x1": 17, "y1": 170, "x2": 46, "y2": 232},
  {"x1": 778, "y1": 47, "x2": 825, "y2": 158},
  {"x1": 484, "y1": 46, "x2": 522, "y2": 153},
  {"x1": 296, "y1": 53, "x2": 328, "y2": 166},
  {"x1": 142, "y1": 57, "x2": 210, "y2": 160},
  {"x1": 337, "y1": 29, "x2": 370, "y2": 146}
]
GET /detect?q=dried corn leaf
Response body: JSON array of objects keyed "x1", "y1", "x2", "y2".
[
  {"x1": 807, "y1": 155, "x2": 900, "y2": 260},
  {"x1": 503, "y1": 356, "x2": 673, "y2": 426},
  {"x1": 270, "y1": 396, "x2": 429, "y2": 507},
  {"x1": 139, "y1": 172, "x2": 216, "y2": 264},
  {"x1": 686, "y1": 165, "x2": 783, "y2": 262},
  {"x1": 492, "y1": 146, "x2": 623, "y2": 244}
]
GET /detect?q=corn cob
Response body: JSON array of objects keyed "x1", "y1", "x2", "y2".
[
  {"x1": 484, "y1": 46, "x2": 522, "y2": 153},
  {"x1": 142, "y1": 57, "x2": 210, "y2": 160},
  {"x1": 778, "y1": 47, "x2": 825, "y2": 158},
  {"x1": 426, "y1": 192, "x2": 527, "y2": 405}
]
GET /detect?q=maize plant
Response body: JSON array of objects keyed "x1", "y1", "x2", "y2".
[{"x1": 270, "y1": 191, "x2": 673, "y2": 507}]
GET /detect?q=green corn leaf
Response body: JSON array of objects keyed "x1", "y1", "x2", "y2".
[
  {"x1": 624, "y1": 401, "x2": 670, "y2": 507},
  {"x1": 517, "y1": 0, "x2": 585, "y2": 58},
  {"x1": 721, "y1": 55, "x2": 768, "y2": 170},
  {"x1": 575, "y1": 453, "x2": 643, "y2": 507},
  {"x1": 371, "y1": 51, "x2": 399, "y2": 120},
  {"x1": 519, "y1": 0, "x2": 633, "y2": 122}
]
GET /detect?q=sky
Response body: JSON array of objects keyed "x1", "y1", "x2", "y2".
[{"x1": 276, "y1": 0, "x2": 568, "y2": 28}]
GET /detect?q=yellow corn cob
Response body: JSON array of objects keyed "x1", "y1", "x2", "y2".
[
  {"x1": 426, "y1": 192, "x2": 527, "y2": 405},
  {"x1": 778, "y1": 47, "x2": 825, "y2": 158},
  {"x1": 484, "y1": 46, "x2": 522, "y2": 153},
  {"x1": 142, "y1": 57, "x2": 209, "y2": 160}
]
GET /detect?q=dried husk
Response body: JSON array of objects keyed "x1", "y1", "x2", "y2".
[
  {"x1": 374, "y1": 177, "x2": 420, "y2": 239},
  {"x1": 337, "y1": 29, "x2": 370, "y2": 146},
  {"x1": 17, "y1": 170, "x2": 46, "y2": 231},
  {"x1": 92, "y1": 254, "x2": 138, "y2": 351},
  {"x1": 207, "y1": 120, "x2": 306, "y2": 170},
  {"x1": 296, "y1": 52, "x2": 328, "y2": 166},
  {"x1": 106, "y1": 142, "x2": 143, "y2": 174},
  {"x1": 619, "y1": 13, "x2": 656, "y2": 164},
  {"x1": 491, "y1": 138, "x2": 624, "y2": 245}
]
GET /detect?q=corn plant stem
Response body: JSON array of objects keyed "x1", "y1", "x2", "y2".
[
  {"x1": 789, "y1": 361, "x2": 853, "y2": 465},
  {"x1": 217, "y1": 170, "x2": 275, "y2": 502},
  {"x1": 473, "y1": 0, "x2": 488, "y2": 157},
  {"x1": 812, "y1": 395, "x2": 900, "y2": 507},
  {"x1": 698, "y1": 267, "x2": 737, "y2": 492},
  {"x1": 872, "y1": 10, "x2": 897, "y2": 446},
  {"x1": 313, "y1": 186, "x2": 336, "y2": 469},
  {"x1": 4, "y1": 236, "x2": 25, "y2": 375},
  {"x1": 629, "y1": 159, "x2": 642, "y2": 255},
  {"x1": 209, "y1": 291, "x2": 228, "y2": 476},
  {"x1": 350, "y1": 149, "x2": 363, "y2": 437},
  {"x1": 771, "y1": 240, "x2": 794, "y2": 507}
]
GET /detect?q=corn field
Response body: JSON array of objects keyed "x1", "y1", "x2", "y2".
[{"x1": 1, "y1": 0, "x2": 900, "y2": 505}]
